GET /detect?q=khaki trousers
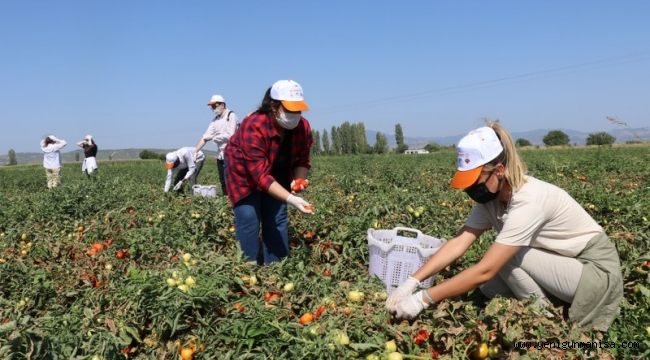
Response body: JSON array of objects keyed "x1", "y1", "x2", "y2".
[
  {"x1": 479, "y1": 246, "x2": 584, "y2": 304},
  {"x1": 46, "y1": 168, "x2": 61, "y2": 188}
]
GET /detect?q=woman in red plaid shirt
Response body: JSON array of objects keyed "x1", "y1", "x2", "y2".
[{"x1": 224, "y1": 80, "x2": 315, "y2": 264}]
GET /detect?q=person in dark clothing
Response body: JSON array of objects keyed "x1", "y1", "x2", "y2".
[{"x1": 77, "y1": 135, "x2": 98, "y2": 177}]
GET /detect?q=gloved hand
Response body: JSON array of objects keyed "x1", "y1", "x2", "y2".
[
  {"x1": 392, "y1": 290, "x2": 430, "y2": 320},
  {"x1": 173, "y1": 180, "x2": 184, "y2": 191},
  {"x1": 290, "y1": 178, "x2": 309, "y2": 193},
  {"x1": 286, "y1": 194, "x2": 313, "y2": 214},
  {"x1": 385, "y1": 276, "x2": 420, "y2": 310},
  {"x1": 192, "y1": 151, "x2": 200, "y2": 161}
]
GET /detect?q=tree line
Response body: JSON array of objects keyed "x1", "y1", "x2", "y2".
[
  {"x1": 311, "y1": 122, "x2": 418, "y2": 155},
  {"x1": 1, "y1": 129, "x2": 633, "y2": 166}
]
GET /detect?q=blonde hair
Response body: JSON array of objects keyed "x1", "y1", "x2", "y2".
[{"x1": 483, "y1": 121, "x2": 528, "y2": 191}]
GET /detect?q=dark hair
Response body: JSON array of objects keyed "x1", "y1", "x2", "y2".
[
  {"x1": 44, "y1": 137, "x2": 56, "y2": 146},
  {"x1": 255, "y1": 88, "x2": 281, "y2": 117}
]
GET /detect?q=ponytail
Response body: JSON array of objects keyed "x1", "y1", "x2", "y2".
[{"x1": 484, "y1": 121, "x2": 528, "y2": 191}]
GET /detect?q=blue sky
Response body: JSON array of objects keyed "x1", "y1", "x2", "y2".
[{"x1": 1, "y1": 1, "x2": 649, "y2": 153}]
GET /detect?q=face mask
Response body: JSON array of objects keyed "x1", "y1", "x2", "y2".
[
  {"x1": 213, "y1": 107, "x2": 223, "y2": 117},
  {"x1": 464, "y1": 172, "x2": 500, "y2": 204},
  {"x1": 276, "y1": 107, "x2": 301, "y2": 129}
]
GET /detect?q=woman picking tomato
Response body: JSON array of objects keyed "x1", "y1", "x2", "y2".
[
  {"x1": 387, "y1": 122, "x2": 623, "y2": 331},
  {"x1": 224, "y1": 80, "x2": 314, "y2": 265}
]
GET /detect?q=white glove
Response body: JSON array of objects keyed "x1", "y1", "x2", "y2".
[
  {"x1": 173, "y1": 180, "x2": 184, "y2": 191},
  {"x1": 393, "y1": 290, "x2": 430, "y2": 320},
  {"x1": 385, "y1": 276, "x2": 420, "y2": 310},
  {"x1": 192, "y1": 151, "x2": 200, "y2": 161},
  {"x1": 286, "y1": 194, "x2": 313, "y2": 214}
]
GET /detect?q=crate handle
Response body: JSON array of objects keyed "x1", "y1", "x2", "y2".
[{"x1": 393, "y1": 227, "x2": 423, "y2": 238}]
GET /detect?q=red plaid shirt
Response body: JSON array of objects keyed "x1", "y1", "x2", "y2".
[{"x1": 224, "y1": 112, "x2": 313, "y2": 206}]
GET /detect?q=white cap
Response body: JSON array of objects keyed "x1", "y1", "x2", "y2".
[
  {"x1": 84, "y1": 134, "x2": 93, "y2": 142},
  {"x1": 164, "y1": 152, "x2": 178, "y2": 169},
  {"x1": 207, "y1": 94, "x2": 226, "y2": 105},
  {"x1": 450, "y1": 127, "x2": 504, "y2": 189},
  {"x1": 270, "y1": 80, "x2": 309, "y2": 112}
]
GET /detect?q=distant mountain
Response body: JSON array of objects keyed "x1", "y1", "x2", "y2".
[{"x1": 366, "y1": 127, "x2": 650, "y2": 149}]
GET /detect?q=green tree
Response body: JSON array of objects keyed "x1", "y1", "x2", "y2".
[
  {"x1": 339, "y1": 122, "x2": 353, "y2": 154},
  {"x1": 424, "y1": 143, "x2": 441, "y2": 152},
  {"x1": 321, "y1": 129, "x2": 330, "y2": 155},
  {"x1": 586, "y1": 132, "x2": 615, "y2": 146},
  {"x1": 331, "y1": 126, "x2": 340, "y2": 155},
  {"x1": 543, "y1": 130, "x2": 570, "y2": 146},
  {"x1": 354, "y1": 122, "x2": 369, "y2": 154},
  {"x1": 374, "y1": 132, "x2": 389, "y2": 154},
  {"x1": 7, "y1": 149, "x2": 17, "y2": 165},
  {"x1": 515, "y1": 138, "x2": 532, "y2": 147},
  {"x1": 394, "y1": 123, "x2": 409, "y2": 153},
  {"x1": 311, "y1": 129, "x2": 321, "y2": 155},
  {"x1": 139, "y1": 150, "x2": 165, "y2": 160},
  {"x1": 395, "y1": 123, "x2": 404, "y2": 147}
]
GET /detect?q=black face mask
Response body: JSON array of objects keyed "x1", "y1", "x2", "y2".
[{"x1": 465, "y1": 173, "x2": 500, "y2": 204}]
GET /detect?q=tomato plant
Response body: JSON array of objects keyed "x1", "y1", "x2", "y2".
[{"x1": 0, "y1": 147, "x2": 648, "y2": 358}]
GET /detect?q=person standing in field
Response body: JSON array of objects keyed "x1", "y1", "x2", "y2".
[
  {"x1": 40, "y1": 135, "x2": 67, "y2": 188},
  {"x1": 164, "y1": 147, "x2": 205, "y2": 193},
  {"x1": 386, "y1": 122, "x2": 623, "y2": 331},
  {"x1": 193, "y1": 94, "x2": 238, "y2": 196},
  {"x1": 224, "y1": 80, "x2": 314, "y2": 265},
  {"x1": 76, "y1": 134, "x2": 98, "y2": 177}
]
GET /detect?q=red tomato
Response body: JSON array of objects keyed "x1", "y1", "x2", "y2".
[
  {"x1": 298, "y1": 313, "x2": 314, "y2": 325},
  {"x1": 314, "y1": 305, "x2": 326, "y2": 319},
  {"x1": 91, "y1": 243, "x2": 104, "y2": 252},
  {"x1": 413, "y1": 329, "x2": 430, "y2": 346}
]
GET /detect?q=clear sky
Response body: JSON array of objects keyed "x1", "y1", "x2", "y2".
[{"x1": 1, "y1": 1, "x2": 649, "y2": 153}]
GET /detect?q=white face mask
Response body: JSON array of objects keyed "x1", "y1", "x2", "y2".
[
  {"x1": 213, "y1": 107, "x2": 223, "y2": 117},
  {"x1": 276, "y1": 107, "x2": 301, "y2": 129}
]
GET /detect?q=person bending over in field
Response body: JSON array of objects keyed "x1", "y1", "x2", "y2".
[
  {"x1": 164, "y1": 147, "x2": 205, "y2": 193},
  {"x1": 193, "y1": 94, "x2": 239, "y2": 196},
  {"x1": 77, "y1": 134, "x2": 98, "y2": 177},
  {"x1": 224, "y1": 80, "x2": 314, "y2": 265},
  {"x1": 386, "y1": 122, "x2": 623, "y2": 331},
  {"x1": 40, "y1": 135, "x2": 67, "y2": 189}
]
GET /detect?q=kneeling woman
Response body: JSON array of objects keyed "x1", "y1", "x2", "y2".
[{"x1": 387, "y1": 123, "x2": 623, "y2": 331}]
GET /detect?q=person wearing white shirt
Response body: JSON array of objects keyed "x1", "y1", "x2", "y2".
[
  {"x1": 40, "y1": 135, "x2": 67, "y2": 188},
  {"x1": 193, "y1": 94, "x2": 238, "y2": 195},
  {"x1": 164, "y1": 147, "x2": 205, "y2": 193}
]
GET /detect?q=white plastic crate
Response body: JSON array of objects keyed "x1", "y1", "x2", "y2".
[
  {"x1": 368, "y1": 227, "x2": 445, "y2": 294},
  {"x1": 191, "y1": 185, "x2": 218, "y2": 198}
]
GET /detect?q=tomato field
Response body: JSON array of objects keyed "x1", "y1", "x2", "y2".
[{"x1": 1, "y1": 146, "x2": 649, "y2": 359}]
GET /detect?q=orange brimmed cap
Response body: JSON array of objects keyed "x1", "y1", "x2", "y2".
[
  {"x1": 270, "y1": 80, "x2": 309, "y2": 112},
  {"x1": 164, "y1": 152, "x2": 178, "y2": 170},
  {"x1": 450, "y1": 127, "x2": 504, "y2": 189}
]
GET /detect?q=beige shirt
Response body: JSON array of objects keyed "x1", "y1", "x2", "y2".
[
  {"x1": 202, "y1": 110, "x2": 238, "y2": 160},
  {"x1": 465, "y1": 176, "x2": 603, "y2": 256}
]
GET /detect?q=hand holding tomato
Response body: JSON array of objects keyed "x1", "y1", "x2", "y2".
[{"x1": 290, "y1": 178, "x2": 309, "y2": 193}]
